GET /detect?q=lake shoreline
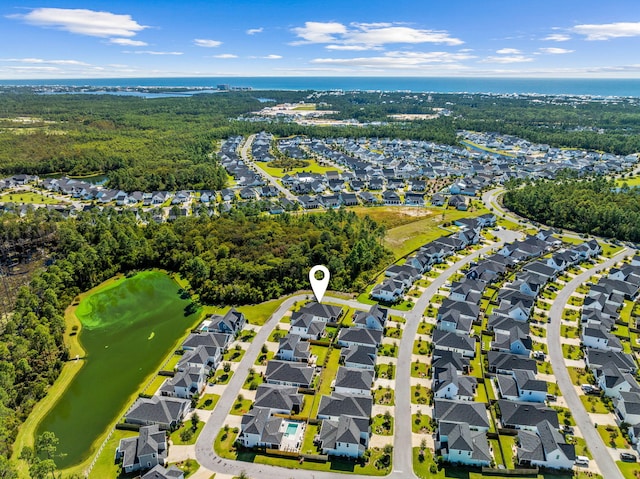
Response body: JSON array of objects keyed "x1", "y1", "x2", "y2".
[{"x1": 12, "y1": 270, "x2": 203, "y2": 478}]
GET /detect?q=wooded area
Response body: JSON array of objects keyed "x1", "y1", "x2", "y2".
[
  {"x1": 0, "y1": 207, "x2": 391, "y2": 467},
  {"x1": 503, "y1": 176, "x2": 640, "y2": 241}
]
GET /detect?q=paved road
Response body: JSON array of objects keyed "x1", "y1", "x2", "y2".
[
  {"x1": 194, "y1": 228, "x2": 521, "y2": 479},
  {"x1": 547, "y1": 248, "x2": 632, "y2": 479},
  {"x1": 239, "y1": 134, "x2": 298, "y2": 202},
  {"x1": 392, "y1": 228, "x2": 521, "y2": 478}
]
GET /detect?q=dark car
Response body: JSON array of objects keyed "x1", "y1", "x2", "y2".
[{"x1": 620, "y1": 452, "x2": 636, "y2": 462}]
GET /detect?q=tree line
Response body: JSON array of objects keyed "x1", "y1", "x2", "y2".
[
  {"x1": 503, "y1": 176, "x2": 640, "y2": 241},
  {"x1": 0, "y1": 206, "x2": 392, "y2": 469}
]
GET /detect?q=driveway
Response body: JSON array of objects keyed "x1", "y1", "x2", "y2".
[{"x1": 547, "y1": 248, "x2": 632, "y2": 479}]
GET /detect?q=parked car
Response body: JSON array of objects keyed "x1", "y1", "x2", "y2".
[
  {"x1": 575, "y1": 456, "x2": 589, "y2": 466},
  {"x1": 620, "y1": 452, "x2": 636, "y2": 462}
]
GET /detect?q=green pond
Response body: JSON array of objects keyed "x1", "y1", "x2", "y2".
[{"x1": 37, "y1": 271, "x2": 200, "y2": 469}]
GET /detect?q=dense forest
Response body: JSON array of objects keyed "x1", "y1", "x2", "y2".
[
  {"x1": 0, "y1": 207, "x2": 391, "y2": 468},
  {"x1": 503, "y1": 177, "x2": 640, "y2": 241},
  {"x1": 2, "y1": 90, "x2": 640, "y2": 194}
]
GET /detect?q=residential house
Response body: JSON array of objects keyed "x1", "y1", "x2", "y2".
[
  {"x1": 352, "y1": 304, "x2": 388, "y2": 331},
  {"x1": 334, "y1": 367, "x2": 374, "y2": 396},
  {"x1": 337, "y1": 327, "x2": 383, "y2": 349},
  {"x1": 318, "y1": 415, "x2": 370, "y2": 458},
  {"x1": 265, "y1": 360, "x2": 314, "y2": 388},
  {"x1": 433, "y1": 363, "x2": 477, "y2": 401},
  {"x1": 207, "y1": 308, "x2": 246, "y2": 337},
  {"x1": 517, "y1": 420, "x2": 576, "y2": 470},
  {"x1": 495, "y1": 370, "x2": 547, "y2": 403},
  {"x1": 276, "y1": 334, "x2": 310, "y2": 362},
  {"x1": 317, "y1": 393, "x2": 373, "y2": 422},
  {"x1": 340, "y1": 345, "x2": 377, "y2": 371},
  {"x1": 439, "y1": 422, "x2": 492, "y2": 467},
  {"x1": 125, "y1": 397, "x2": 190, "y2": 430},
  {"x1": 116, "y1": 425, "x2": 168, "y2": 474},
  {"x1": 498, "y1": 400, "x2": 559, "y2": 431},
  {"x1": 141, "y1": 465, "x2": 184, "y2": 479},
  {"x1": 253, "y1": 383, "x2": 304, "y2": 415},
  {"x1": 433, "y1": 399, "x2": 491, "y2": 431}
]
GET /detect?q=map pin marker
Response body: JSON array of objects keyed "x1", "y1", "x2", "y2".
[{"x1": 309, "y1": 265, "x2": 330, "y2": 303}]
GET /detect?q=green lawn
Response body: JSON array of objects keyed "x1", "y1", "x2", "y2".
[
  {"x1": 238, "y1": 329, "x2": 257, "y2": 342},
  {"x1": 562, "y1": 343, "x2": 584, "y2": 360},
  {"x1": 597, "y1": 425, "x2": 629, "y2": 449},
  {"x1": 538, "y1": 361, "x2": 553, "y2": 375},
  {"x1": 384, "y1": 327, "x2": 403, "y2": 339},
  {"x1": 230, "y1": 397, "x2": 253, "y2": 416},
  {"x1": 383, "y1": 207, "x2": 489, "y2": 259},
  {"x1": 88, "y1": 429, "x2": 137, "y2": 479},
  {"x1": 242, "y1": 370, "x2": 264, "y2": 390},
  {"x1": 224, "y1": 348, "x2": 245, "y2": 362},
  {"x1": 413, "y1": 339, "x2": 431, "y2": 356},
  {"x1": 203, "y1": 297, "x2": 287, "y2": 326},
  {"x1": 617, "y1": 460, "x2": 640, "y2": 479},
  {"x1": 197, "y1": 393, "x2": 220, "y2": 410},
  {"x1": 301, "y1": 424, "x2": 320, "y2": 454},
  {"x1": 411, "y1": 361, "x2": 429, "y2": 378},
  {"x1": 310, "y1": 345, "x2": 329, "y2": 365},
  {"x1": 170, "y1": 420, "x2": 205, "y2": 445},
  {"x1": 569, "y1": 435, "x2": 592, "y2": 459},
  {"x1": 475, "y1": 383, "x2": 489, "y2": 403},
  {"x1": 143, "y1": 375, "x2": 167, "y2": 395},
  {"x1": 568, "y1": 366, "x2": 594, "y2": 386},
  {"x1": 499, "y1": 435, "x2": 516, "y2": 468},
  {"x1": 164, "y1": 354, "x2": 181, "y2": 371},
  {"x1": 214, "y1": 426, "x2": 240, "y2": 459},
  {"x1": 372, "y1": 414, "x2": 394, "y2": 436},
  {"x1": 553, "y1": 407, "x2": 577, "y2": 427},
  {"x1": 170, "y1": 459, "x2": 200, "y2": 478},
  {"x1": 411, "y1": 385, "x2": 431, "y2": 405},
  {"x1": 373, "y1": 386, "x2": 395, "y2": 406},
  {"x1": 213, "y1": 369, "x2": 233, "y2": 384},
  {"x1": 376, "y1": 363, "x2": 396, "y2": 380},
  {"x1": 412, "y1": 413, "x2": 435, "y2": 433},
  {"x1": 256, "y1": 158, "x2": 339, "y2": 178},
  {"x1": 0, "y1": 191, "x2": 63, "y2": 204},
  {"x1": 254, "y1": 350, "x2": 274, "y2": 365},
  {"x1": 531, "y1": 325, "x2": 547, "y2": 338},
  {"x1": 379, "y1": 343, "x2": 399, "y2": 357},
  {"x1": 561, "y1": 324, "x2": 580, "y2": 339}
]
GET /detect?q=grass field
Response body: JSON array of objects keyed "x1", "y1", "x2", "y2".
[
  {"x1": 383, "y1": 206, "x2": 490, "y2": 259},
  {"x1": 0, "y1": 191, "x2": 63, "y2": 204},
  {"x1": 256, "y1": 158, "x2": 341, "y2": 178},
  {"x1": 617, "y1": 460, "x2": 640, "y2": 479},
  {"x1": 597, "y1": 425, "x2": 629, "y2": 449},
  {"x1": 88, "y1": 429, "x2": 137, "y2": 479},
  {"x1": 169, "y1": 420, "x2": 205, "y2": 445},
  {"x1": 197, "y1": 393, "x2": 220, "y2": 410}
]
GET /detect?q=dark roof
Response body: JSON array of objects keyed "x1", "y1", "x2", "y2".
[
  {"x1": 265, "y1": 360, "x2": 314, "y2": 387},
  {"x1": 318, "y1": 393, "x2": 372, "y2": 420},
  {"x1": 335, "y1": 367, "x2": 374, "y2": 392},
  {"x1": 498, "y1": 400, "x2": 559, "y2": 429},
  {"x1": 433, "y1": 399, "x2": 490, "y2": 429}
]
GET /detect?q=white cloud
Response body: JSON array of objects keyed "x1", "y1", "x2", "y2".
[
  {"x1": 7, "y1": 8, "x2": 147, "y2": 37},
  {"x1": 108, "y1": 38, "x2": 148, "y2": 46},
  {"x1": 1, "y1": 57, "x2": 89, "y2": 65},
  {"x1": 326, "y1": 44, "x2": 378, "y2": 51},
  {"x1": 292, "y1": 21, "x2": 347, "y2": 44},
  {"x1": 212, "y1": 54, "x2": 238, "y2": 59},
  {"x1": 261, "y1": 54, "x2": 283, "y2": 60},
  {"x1": 291, "y1": 21, "x2": 463, "y2": 48},
  {"x1": 123, "y1": 50, "x2": 183, "y2": 55},
  {"x1": 311, "y1": 50, "x2": 475, "y2": 69},
  {"x1": 538, "y1": 47, "x2": 573, "y2": 54},
  {"x1": 496, "y1": 48, "x2": 521, "y2": 54},
  {"x1": 481, "y1": 55, "x2": 533, "y2": 64},
  {"x1": 194, "y1": 39, "x2": 222, "y2": 47},
  {"x1": 543, "y1": 33, "x2": 571, "y2": 42},
  {"x1": 573, "y1": 22, "x2": 640, "y2": 40},
  {"x1": 7, "y1": 66, "x2": 60, "y2": 71},
  {"x1": 246, "y1": 27, "x2": 263, "y2": 35}
]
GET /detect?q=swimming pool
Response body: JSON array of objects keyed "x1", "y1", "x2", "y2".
[{"x1": 285, "y1": 423, "x2": 298, "y2": 436}]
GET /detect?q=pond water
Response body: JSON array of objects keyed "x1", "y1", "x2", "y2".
[{"x1": 36, "y1": 271, "x2": 200, "y2": 469}]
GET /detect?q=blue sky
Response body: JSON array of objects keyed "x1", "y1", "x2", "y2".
[{"x1": 2, "y1": 0, "x2": 640, "y2": 78}]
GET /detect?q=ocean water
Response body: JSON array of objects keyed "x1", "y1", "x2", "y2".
[{"x1": 1, "y1": 77, "x2": 640, "y2": 97}]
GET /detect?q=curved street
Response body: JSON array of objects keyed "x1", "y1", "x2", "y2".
[
  {"x1": 547, "y1": 248, "x2": 632, "y2": 479},
  {"x1": 194, "y1": 228, "x2": 520, "y2": 479}
]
